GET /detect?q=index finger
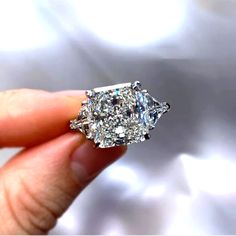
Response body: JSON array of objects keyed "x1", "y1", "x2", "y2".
[{"x1": 0, "y1": 89, "x2": 85, "y2": 147}]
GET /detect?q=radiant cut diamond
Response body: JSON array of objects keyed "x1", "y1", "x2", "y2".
[{"x1": 70, "y1": 82, "x2": 170, "y2": 148}]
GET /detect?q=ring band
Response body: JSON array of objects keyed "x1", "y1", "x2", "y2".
[{"x1": 70, "y1": 81, "x2": 170, "y2": 148}]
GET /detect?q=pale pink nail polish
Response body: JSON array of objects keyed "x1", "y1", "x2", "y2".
[{"x1": 54, "y1": 90, "x2": 85, "y2": 96}]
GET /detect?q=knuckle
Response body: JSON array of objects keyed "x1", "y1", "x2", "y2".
[
  {"x1": 0, "y1": 173, "x2": 30, "y2": 234},
  {"x1": 18, "y1": 178, "x2": 58, "y2": 234},
  {"x1": 0, "y1": 89, "x2": 40, "y2": 113},
  {"x1": 0, "y1": 89, "x2": 26, "y2": 120},
  {"x1": 1, "y1": 172, "x2": 59, "y2": 234}
]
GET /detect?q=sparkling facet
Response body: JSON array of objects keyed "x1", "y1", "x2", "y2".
[{"x1": 74, "y1": 82, "x2": 169, "y2": 148}]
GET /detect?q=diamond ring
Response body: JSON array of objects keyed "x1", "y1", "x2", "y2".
[{"x1": 70, "y1": 81, "x2": 170, "y2": 148}]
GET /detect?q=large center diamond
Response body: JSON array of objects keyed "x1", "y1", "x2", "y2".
[{"x1": 71, "y1": 82, "x2": 169, "y2": 148}]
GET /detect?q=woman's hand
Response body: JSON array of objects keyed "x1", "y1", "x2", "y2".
[{"x1": 0, "y1": 89, "x2": 126, "y2": 234}]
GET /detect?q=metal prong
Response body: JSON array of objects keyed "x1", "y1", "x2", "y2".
[
  {"x1": 131, "y1": 81, "x2": 142, "y2": 91},
  {"x1": 86, "y1": 132, "x2": 94, "y2": 141},
  {"x1": 149, "y1": 125, "x2": 155, "y2": 130},
  {"x1": 86, "y1": 134, "x2": 93, "y2": 141},
  {"x1": 70, "y1": 119, "x2": 80, "y2": 130},
  {"x1": 162, "y1": 102, "x2": 170, "y2": 113},
  {"x1": 144, "y1": 133, "x2": 151, "y2": 140},
  {"x1": 142, "y1": 89, "x2": 148, "y2": 93},
  {"x1": 153, "y1": 98, "x2": 160, "y2": 106},
  {"x1": 86, "y1": 90, "x2": 95, "y2": 98}
]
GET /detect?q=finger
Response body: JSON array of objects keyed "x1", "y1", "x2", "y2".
[
  {"x1": 0, "y1": 89, "x2": 86, "y2": 147},
  {"x1": 0, "y1": 133, "x2": 127, "y2": 234}
]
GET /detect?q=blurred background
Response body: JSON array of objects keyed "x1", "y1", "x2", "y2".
[{"x1": 0, "y1": 0, "x2": 236, "y2": 234}]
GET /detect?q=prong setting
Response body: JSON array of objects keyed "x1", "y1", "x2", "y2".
[
  {"x1": 161, "y1": 102, "x2": 171, "y2": 113},
  {"x1": 70, "y1": 119, "x2": 80, "y2": 130},
  {"x1": 131, "y1": 81, "x2": 142, "y2": 91},
  {"x1": 86, "y1": 89, "x2": 95, "y2": 98},
  {"x1": 154, "y1": 99, "x2": 160, "y2": 106},
  {"x1": 70, "y1": 82, "x2": 170, "y2": 148},
  {"x1": 149, "y1": 125, "x2": 155, "y2": 130}
]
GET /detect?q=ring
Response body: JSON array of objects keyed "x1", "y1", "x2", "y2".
[{"x1": 70, "y1": 81, "x2": 170, "y2": 148}]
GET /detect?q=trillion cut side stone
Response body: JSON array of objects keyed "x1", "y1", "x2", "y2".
[{"x1": 71, "y1": 82, "x2": 169, "y2": 148}]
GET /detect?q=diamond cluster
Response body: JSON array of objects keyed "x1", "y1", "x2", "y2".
[{"x1": 70, "y1": 82, "x2": 170, "y2": 148}]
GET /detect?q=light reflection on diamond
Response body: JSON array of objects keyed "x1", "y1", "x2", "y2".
[{"x1": 73, "y1": 82, "x2": 169, "y2": 148}]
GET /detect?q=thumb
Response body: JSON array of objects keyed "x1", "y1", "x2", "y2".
[{"x1": 0, "y1": 133, "x2": 126, "y2": 234}]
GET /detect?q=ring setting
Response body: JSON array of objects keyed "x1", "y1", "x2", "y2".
[{"x1": 70, "y1": 81, "x2": 170, "y2": 148}]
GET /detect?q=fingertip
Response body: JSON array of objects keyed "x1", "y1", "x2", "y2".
[{"x1": 0, "y1": 89, "x2": 86, "y2": 147}]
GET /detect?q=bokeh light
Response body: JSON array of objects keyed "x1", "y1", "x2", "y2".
[{"x1": 73, "y1": 0, "x2": 186, "y2": 47}]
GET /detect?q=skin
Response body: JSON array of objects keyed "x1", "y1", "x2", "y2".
[{"x1": 0, "y1": 89, "x2": 127, "y2": 234}]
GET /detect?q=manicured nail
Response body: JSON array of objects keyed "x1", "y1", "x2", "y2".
[{"x1": 54, "y1": 90, "x2": 85, "y2": 96}]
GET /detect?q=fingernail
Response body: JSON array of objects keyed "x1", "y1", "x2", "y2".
[
  {"x1": 54, "y1": 90, "x2": 87, "y2": 105},
  {"x1": 70, "y1": 141, "x2": 127, "y2": 183},
  {"x1": 54, "y1": 90, "x2": 86, "y2": 97}
]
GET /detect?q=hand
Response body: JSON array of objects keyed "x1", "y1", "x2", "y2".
[{"x1": 0, "y1": 89, "x2": 126, "y2": 234}]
